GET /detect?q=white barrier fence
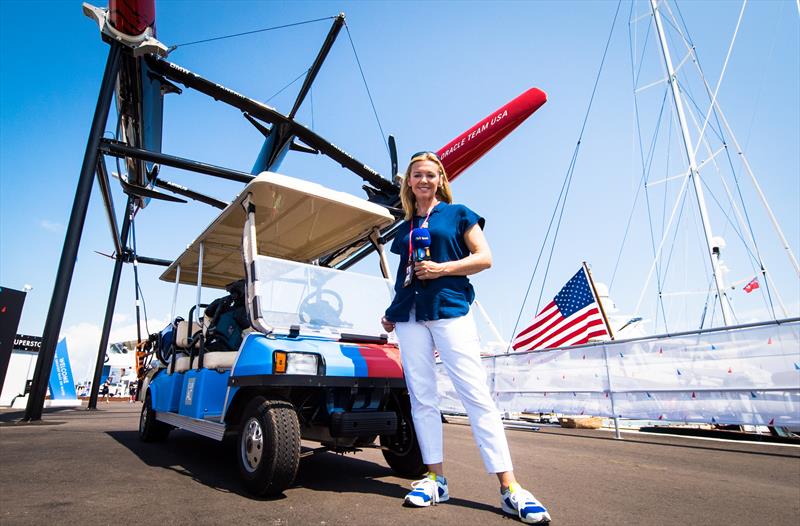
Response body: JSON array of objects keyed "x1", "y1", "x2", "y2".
[{"x1": 437, "y1": 318, "x2": 800, "y2": 426}]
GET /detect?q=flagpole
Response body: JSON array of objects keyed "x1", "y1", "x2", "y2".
[
  {"x1": 583, "y1": 261, "x2": 622, "y2": 439},
  {"x1": 583, "y1": 261, "x2": 614, "y2": 340}
]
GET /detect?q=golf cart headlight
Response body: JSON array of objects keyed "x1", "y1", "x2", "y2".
[{"x1": 286, "y1": 353, "x2": 319, "y2": 375}]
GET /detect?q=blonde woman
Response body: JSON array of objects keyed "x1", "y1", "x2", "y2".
[{"x1": 381, "y1": 152, "x2": 550, "y2": 524}]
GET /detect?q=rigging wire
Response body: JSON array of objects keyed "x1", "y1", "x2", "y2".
[
  {"x1": 505, "y1": 149, "x2": 577, "y2": 351},
  {"x1": 692, "y1": 0, "x2": 747, "y2": 155},
  {"x1": 310, "y1": 86, "x2": 315, "y2": 130},
  {"x1": 660, "y1": 106, "x2": 674, "y2": 294},
  {"x1": 650, "y1": 1, "x2": 764, "y2": 325},
  {"x1": 129, "y1": 216, "x2": 151, "y2": 338},
  {"x1": 670, "y1": 0, "x2": 780, "y2": 317},
  {"x1": 166, "y1": 16, "x2": 336, "y2": 54},
  {"x1": 128, "y1": 207, "x2": 149, "y2": 343},
  {"x1": 505, "y1": 0, "x2": 623, "y2": 350},
  {"x1": 610, "y1": 1, "x2": 650, "y2": 291},
  {"x1": 640, "y1": 89, "x2": 671, "y2": 331},
  {"x1": 343, "y1": 23, "x2": 390, "y2": 157},
  {"x1": 617, "y1": 4, "x2": 671, "y2": 329},
  {"x1": 265, "y1": 68, "x2": 311, "y2": 104},
  {"x1": 742, "y1": 1, "x2": 783, "y2": 150},
  {"x1": 659, "y1": 182, "x2": 690, "y2": 308}
]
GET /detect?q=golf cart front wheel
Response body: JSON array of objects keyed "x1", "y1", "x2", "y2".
[{"x1": 236, "y1": 396, "x2": 300, "y2": 496}]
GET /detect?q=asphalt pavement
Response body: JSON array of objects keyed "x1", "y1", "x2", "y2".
[{"x1": 1, "y1": 403, "x2": 798, "y2": 525}]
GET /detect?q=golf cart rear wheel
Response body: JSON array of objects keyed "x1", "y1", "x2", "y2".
[
  {"x1": 139, "y1": 392, "x2": 170, "y2": 442},
  {"x1": 237, "y1": 396, "x2": 300, "y2": 496}
]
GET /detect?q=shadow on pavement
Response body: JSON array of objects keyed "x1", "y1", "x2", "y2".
[
  {"x1": 295, "y1": 448, "x2": 500, "y2": 514},
  {"x1": 107, "y1": 429, "x2": 498, "y2": 514},
  {"x1": 0, "y1": 406, "x2": 79, "y2": 425},
  {"x1": 107, "y1": 430, "x2": 257, "y2": 498}
]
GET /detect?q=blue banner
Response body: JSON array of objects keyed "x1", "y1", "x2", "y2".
[{"x1": 48, "y1": 338, "x2": 77, "y2": 400}]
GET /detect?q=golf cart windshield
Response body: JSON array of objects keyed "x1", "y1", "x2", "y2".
[{"x1": 253, "y1": 255, "x2": 394, "y2": 338}]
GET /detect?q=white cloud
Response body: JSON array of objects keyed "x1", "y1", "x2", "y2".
[
  {"x1": 61, "y1": 317, "x2": 168, "y2": 382},
  {"x1": 40, "y1": 219, "x2": 64, "y2": 233}
]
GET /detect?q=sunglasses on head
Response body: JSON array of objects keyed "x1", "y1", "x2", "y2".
[{"x1": 410, "y1": 151, "x2": 441, "y2": 161}]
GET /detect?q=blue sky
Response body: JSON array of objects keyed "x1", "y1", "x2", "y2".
[{"x1": 1, "y1": 1, "x2": 798, "y2": 379}]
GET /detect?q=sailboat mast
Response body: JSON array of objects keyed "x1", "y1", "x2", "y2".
[{"x1": 649, "y1": 0, "x2": 732, "y2": 325}]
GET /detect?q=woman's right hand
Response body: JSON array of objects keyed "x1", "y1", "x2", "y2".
[{"x1": 381, "y1": 316, "x2": 395, "y2": 333}]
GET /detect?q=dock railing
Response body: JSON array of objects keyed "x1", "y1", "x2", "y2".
[{"x1": 437, "y1": 318, "x2": 800, "y2": 429}]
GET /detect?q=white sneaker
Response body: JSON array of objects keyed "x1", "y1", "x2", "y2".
[
  {"x1": 501, "y1": 483, "x2": 551, "y2": 524},
  {"x1": 404, "y1": 473, "x2": 449, "y2": 507}
]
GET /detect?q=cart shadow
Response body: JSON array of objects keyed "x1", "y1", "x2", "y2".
[
  {"x1": 295, "y1": 450, "x2": 499, "y2": 514},
  {"x1": 107, "y1": 429, "x2": 497, "y2": 513},
  {"x1": 107, "y1": 430, "x2": 254, "y2": 497}
]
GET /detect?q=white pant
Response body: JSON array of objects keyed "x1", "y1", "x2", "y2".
[{"x1": 395, "y1": 309, "x2": 513, "y2": 474}]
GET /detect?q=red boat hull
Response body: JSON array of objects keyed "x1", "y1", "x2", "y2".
[
  {"x1": 109, "y1": 0, "x2": 156, "y2": 36},
  {"x1": 438, "y1": 87, "x2": 547, "y2": 181}
]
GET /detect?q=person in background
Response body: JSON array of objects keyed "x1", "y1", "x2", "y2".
[
  {"x1": 101, "y1": 379, "x2": 111, "y2": 403},
  {"x1": 380, "y1": 151, "x2": 551, "y2": 524},
  {"x1": 128, "y1": 380, "x2": 138, "y2": 404}
]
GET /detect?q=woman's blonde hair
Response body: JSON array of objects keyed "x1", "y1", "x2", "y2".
[{"x1": 399, "y1": 152, "x2": 453, "y2": 220}]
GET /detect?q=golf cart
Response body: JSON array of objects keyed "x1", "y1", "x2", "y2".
[{"x1": 139, "y1": 171, "x2": 424, "y2": 495}]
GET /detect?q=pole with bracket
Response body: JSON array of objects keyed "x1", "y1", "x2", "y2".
[
  {"x1": 584, "y1": 261, "x2": 621, "y2": 439},
  {"x1": 24, "y1": 42, "x2": 123, "y2": 421},
  {"x1": 88, "y1": 196, "x2": 134, "y2": 409},
  {"x1": 650, "y1": 0, "x2": 732, "y2": 325}
]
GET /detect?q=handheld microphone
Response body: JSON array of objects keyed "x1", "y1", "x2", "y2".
[{"x1": 411, "y1": 227, "x2": 431, "y2": 287}]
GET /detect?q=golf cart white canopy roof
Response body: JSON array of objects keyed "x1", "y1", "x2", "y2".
[{"x1": 160, "y1": 172, "x2": 395, "y2": 289}]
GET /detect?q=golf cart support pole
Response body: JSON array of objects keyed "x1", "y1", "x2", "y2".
[
  {"x1": 24, "y1": 42, "x2": 123, "y2": 421},
  {"x1": 88, "y1": 196, "x2": 134, "y2": 410}
]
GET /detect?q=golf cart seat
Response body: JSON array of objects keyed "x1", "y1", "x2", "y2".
[
  {"x1": 174, "y1": 355, "x2": 193, "y2": 373},
  {"x1": 175, "y1": 320, "x2": 201, "y2": 349},
  {"x1": 196, "y1": 351, "x2": 238, "y2": 370}
]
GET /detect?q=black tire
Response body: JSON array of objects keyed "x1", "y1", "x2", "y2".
[
  {"x1": 236, "y1": 396, "x2": 300, "y2": 496},
  {"x1": 139, "y1": 392, "x2": 171, "y2": 442},
  {"x1": 380, "y1": 394, "x2": 425, "y2": 478}
]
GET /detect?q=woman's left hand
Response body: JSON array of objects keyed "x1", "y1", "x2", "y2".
[{"x1": 415, "y1": 260, "x2": 447, "y2": 280}]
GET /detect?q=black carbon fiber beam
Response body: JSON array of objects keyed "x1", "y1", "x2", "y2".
[{"x1": 24, "y1": 42, "x2": 123, "y2": 421}]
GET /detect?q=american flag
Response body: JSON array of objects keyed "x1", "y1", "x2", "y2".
[{"x1": 512, "y1": 267, "x2": 611, "y2": 352}]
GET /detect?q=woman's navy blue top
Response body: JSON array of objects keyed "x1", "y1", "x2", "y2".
[{"x1": 384, "y1": 202, "x2": 485, "y2": 322}]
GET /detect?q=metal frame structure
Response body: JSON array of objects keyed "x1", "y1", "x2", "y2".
[
  {"x1": 650, "y1": 0, "x2": 733, "y2": 325},
  {"x1": 21, "y1": 2, "x2": 549, "y2": 421},
  {"x1": 23, "y1": 14, "x2": 401, "y2": 421}
]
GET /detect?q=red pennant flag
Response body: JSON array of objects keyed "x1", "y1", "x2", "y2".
[
  {"x1": 767, "y1": 337, "x2": 773, "y2": 345},
  {"x1": 743, "y1": 277, "x2": 759, "y2": 293}
]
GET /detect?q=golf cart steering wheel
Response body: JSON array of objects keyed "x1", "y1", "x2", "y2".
[{"x1": 298, "y1": 290, "x2": 344, "y2": 326}]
